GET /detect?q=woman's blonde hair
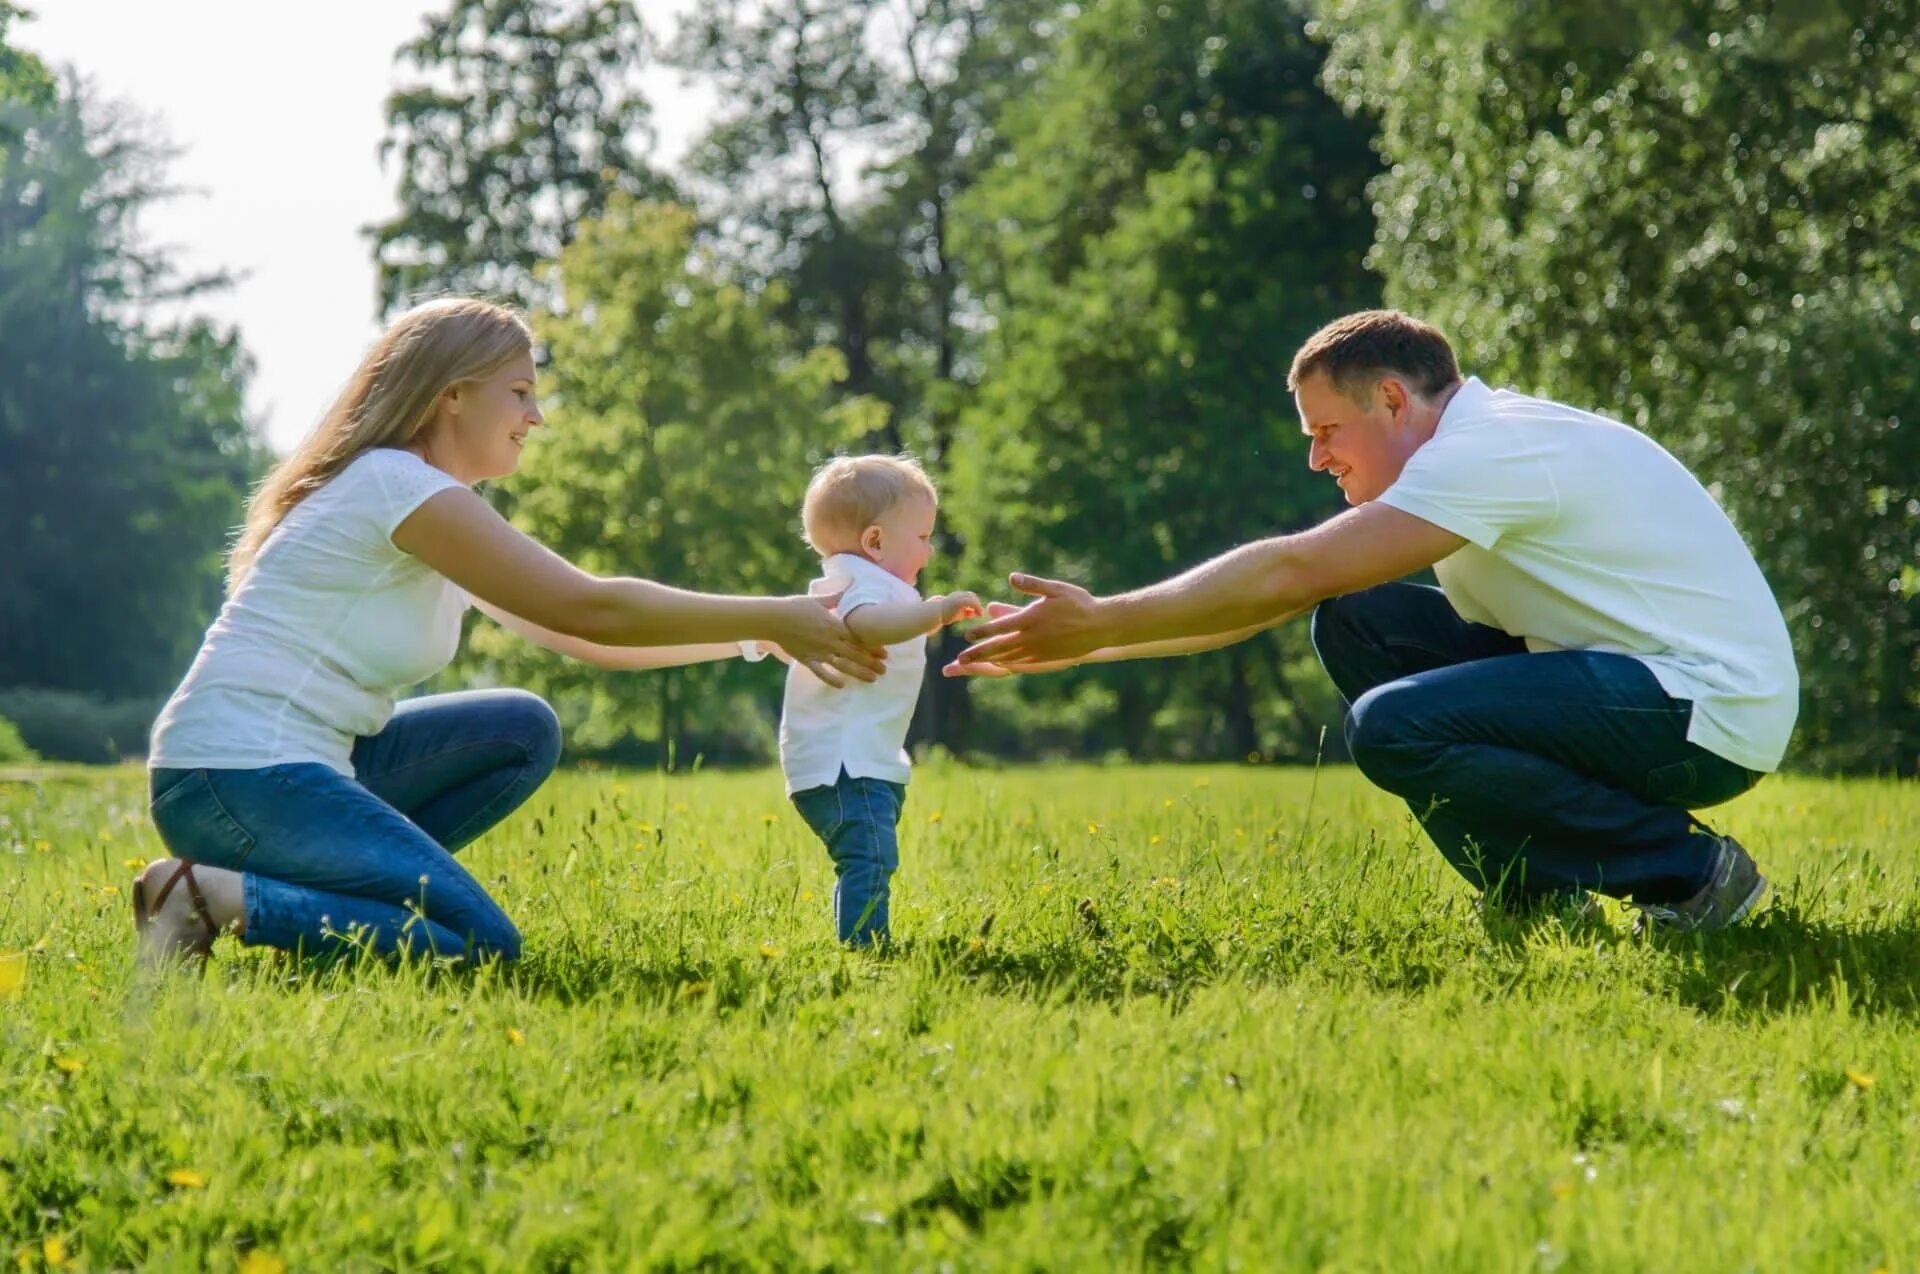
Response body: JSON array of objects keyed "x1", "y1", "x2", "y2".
[{"x1": 227, "y1": 297, "x2": 533, "y2": 590}]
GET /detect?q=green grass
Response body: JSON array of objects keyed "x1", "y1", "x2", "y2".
[{"x1": 3, "y1": 760, "x2": 1919, "y2": 1271}]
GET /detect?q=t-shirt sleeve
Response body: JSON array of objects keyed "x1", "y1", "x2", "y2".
[
  {"x1": 1376, "y1": 424, "x2": 1559, "y2": 549},
  {"x1": 359, "y1": 449, "x2": 470, "y2": 543},
  {"x1": 810, "y1": 560, "x2": 905, "y2": 616}
]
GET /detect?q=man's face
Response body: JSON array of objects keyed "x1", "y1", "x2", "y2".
[{"x1": 1296, "y1": 370, "x2": 1419, "y2": 505}]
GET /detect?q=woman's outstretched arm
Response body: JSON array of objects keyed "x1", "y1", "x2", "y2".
[{"x1": 394, "y1": 488, "x2": 880, "y2": 685}]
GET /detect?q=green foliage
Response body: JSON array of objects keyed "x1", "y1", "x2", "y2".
[
  {"x1": 0, "y1": 688, "x2": 157, "y2": 764},
  {"x1": 1316, "y1": 0, "x2": 1920, "y2": 773},
  {"x1": 368, "y1": 0, "x2": 673, "y2": 313},
  {"x1": 459, "y1": 197, "x2": 868, "y2": 758},
  {"x1": 0, "y1": 714, "x2": 34, "y2": 764},
  {"x1": 669, "y1": 3, "x2": 1067, "y2": 752},
  {"x1": 949, "y1": 0, "x2": 1377, "y2": 758},
  {"x1": 7, "y1": 764, "x2": 1920, "y2": 1264},
  {"x1": 0, "y1": 82, "x2": 262, "y2": 700}
]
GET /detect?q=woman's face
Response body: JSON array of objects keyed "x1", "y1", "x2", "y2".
[{"x1": 420, "y1": 353, "x2": 543, "y2": 483}]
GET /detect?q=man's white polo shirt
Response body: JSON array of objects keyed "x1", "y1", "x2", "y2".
[{"x1": 1378, "y1": 377, "x2": 1799, "y2": 772}]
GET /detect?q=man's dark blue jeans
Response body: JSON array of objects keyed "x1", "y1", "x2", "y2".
[{"x1": 1311, "y1": 583, "x2": 1763, "y2": 905}]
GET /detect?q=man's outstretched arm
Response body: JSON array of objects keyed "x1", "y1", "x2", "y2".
[{"x1": 953, "y1": 503, "x2": 1465, "y2": 671}]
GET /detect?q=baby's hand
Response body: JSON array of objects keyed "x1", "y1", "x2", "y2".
[{"x1": 940, "y1": 591, "x2": 984, "y2": 625}]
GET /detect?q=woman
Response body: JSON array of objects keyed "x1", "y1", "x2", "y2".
[{"x1": 137, "y1": 298, "x2": 881, "y2": 965}]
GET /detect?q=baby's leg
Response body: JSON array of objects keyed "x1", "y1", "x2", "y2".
[{"x1": 793, "y1": 772, "x2": 905, "y2": 947}]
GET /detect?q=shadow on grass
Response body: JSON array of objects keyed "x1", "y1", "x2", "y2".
[
  {"x1": 1656, "y1": 901, "x2": 1920, "y2": 1019},
  {"x1": 240, "y1": 886, "x2": 1920, "y2": 1025}
]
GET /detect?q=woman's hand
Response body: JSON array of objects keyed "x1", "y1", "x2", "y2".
[{"x1": 768, "y1": 592, "x2": 887, "y2": 687}]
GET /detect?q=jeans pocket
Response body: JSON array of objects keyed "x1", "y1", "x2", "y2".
[
  {"x1": 791, "y1": 786, "x2": 844, "y2": 842},
  {"x1": 1643, "y1": 758, "x2": 1700, "y2": 806},
  {"x1": 149, "y1": 769, "x2": 258, "y2": 868}
]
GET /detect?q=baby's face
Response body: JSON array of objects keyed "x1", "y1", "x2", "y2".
[{"x1": 865, "y1": 495, "x2": 937, "y2": 586}]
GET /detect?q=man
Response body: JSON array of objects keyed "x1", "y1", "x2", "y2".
[{"x1": 951, "y1": 310, "x2": 1798, "y2": 930}]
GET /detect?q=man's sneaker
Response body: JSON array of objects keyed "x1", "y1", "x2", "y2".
[{"x1": 1632, "y1": 835, "x2": 1767, "y2": 936}]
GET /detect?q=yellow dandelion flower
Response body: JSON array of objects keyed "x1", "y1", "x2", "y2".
[
  {"x1": 122, "y1": 857, "x2": 149, "y2": 871},
  {"x1": 51, "y1": 1055, "x2": 83, "y2": 1075},
  {"x1": 761, "y1": 813, "x2": 777, "y2": 826},
  {"x1": 1149, "y1": 835, "x2": 1163, "y2": 846},
  {"x1": 238, "y1": 1253, "x2": 288, "y2": 1274},
  {"x1": 0, "y1": 953, "x2": 24, "y2": 999},
  {"x1": 927, "y1": 810, "x2": 943, "y2": 825},
  {"x1": 1086, "y1": 822, "x2": 1101, "y2": 835},
  {"x1": 1549, "y1": 1178, "x2": 1575, "y2": 1200},
  {"x1": 1846, "y1": 1068, "x2": 1875, "y2": 1091},
  {"x1": 800, "y1": 890, "x2": 815, "y2": 904},
  {"x1": 33, "y1": 839, "x2": 50, "y2": 853},
  {"x1": 1163, "y1": 798, "x2": 1175, "y2": 808},
  {"x1": 41, "y1": 1237, "x2": 66, "y2": 1267},
  {"x1": 165, "y1": 1168, "x2": 208, "y2": 1189},
  {"x1": 506, "y1": 1028, "x2": 525, "y2": 1047},
  {"x1": 759, "y1": 942, "x2": 783, "y2": 959},
  {"x1": 1037, "y1": 883, "x2": 1053, "y2": 896}
]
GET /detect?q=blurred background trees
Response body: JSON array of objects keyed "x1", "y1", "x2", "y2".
[{"x1": 5, "y1": 0, "x2": 1912, "y2": 772}]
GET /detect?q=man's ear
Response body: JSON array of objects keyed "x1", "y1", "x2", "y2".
[{"x1": 1377, "y1": 377, "x2": 1410, "y2": 423}]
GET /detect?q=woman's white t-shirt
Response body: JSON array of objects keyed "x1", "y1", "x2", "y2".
[{"x1": 149, "y1": 448, "x2": 470, "y2": 776}]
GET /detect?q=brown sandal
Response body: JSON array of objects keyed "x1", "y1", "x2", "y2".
[{"x1": 133, "y1": 860, "x2": 221, "y2": 963}]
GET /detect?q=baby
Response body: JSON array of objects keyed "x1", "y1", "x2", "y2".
[{"x1": 779, "y1": 455, "x2": 980, "y2": 947}]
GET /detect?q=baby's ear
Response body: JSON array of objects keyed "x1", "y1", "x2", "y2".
[{"x1": 860, "y1": 523, "x2": 885, "y2": 556}]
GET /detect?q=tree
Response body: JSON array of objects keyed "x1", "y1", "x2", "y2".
[
  {"x1": 1318, "y1": 0, "x2": 1920, "y2": 772},
  {"x1": 671, "y1": 0, "x2": 1063, "y2": 751},
  {"x1": 0, "y1": 75, "x2": 261, "y2": 700},
  {"x1": 947, "y1": 0, "x2": 1379, "y2": 759},
  {"x1": 368, "y1": 0, "x2": 672, "y2": 314},
  {"x1": 460, "y1": 196, "x2": 878, "y2": 760}
]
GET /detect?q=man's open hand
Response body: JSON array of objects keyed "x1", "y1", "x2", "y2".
[{"x1": 948, "y1": 573, "x2": 1108, "y2": 672}]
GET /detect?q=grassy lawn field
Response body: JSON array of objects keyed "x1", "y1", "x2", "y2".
[{"x1": 3, "y1": 761, "x2": 1917, "y2": 1271}]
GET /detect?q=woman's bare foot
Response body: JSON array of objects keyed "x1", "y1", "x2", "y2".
[{"x1": 133, "y1": 859, "x2": 244, "y2": 965}]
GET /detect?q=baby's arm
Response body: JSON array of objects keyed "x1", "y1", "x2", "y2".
[{"x1": 843, "y1": 592, "x2": 982, "y2": 646}]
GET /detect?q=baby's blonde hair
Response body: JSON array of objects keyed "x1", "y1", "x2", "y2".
[{"x1": 801, "y1": 454, "x2": 938, "y2": 556}]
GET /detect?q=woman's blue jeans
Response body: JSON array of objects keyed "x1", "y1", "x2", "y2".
[{"x1": 148, "y1": 689, "x2": 561, "y2": 960}]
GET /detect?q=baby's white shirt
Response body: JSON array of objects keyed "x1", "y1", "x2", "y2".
[{"x1": 778, "y1": 553, "x2": 926, "y2": 794}]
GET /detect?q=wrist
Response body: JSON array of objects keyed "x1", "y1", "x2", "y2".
[
  {"x1": 1088, "y1": 596, "x2": 1123, "y2": 648},
  {"x1": 749, "y1": 597, "x2": 789, "y2": 643}
]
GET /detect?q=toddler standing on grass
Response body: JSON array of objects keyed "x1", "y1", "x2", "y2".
[{"x1": 779, "y1": 455, "x2": 980, "y2": 948}]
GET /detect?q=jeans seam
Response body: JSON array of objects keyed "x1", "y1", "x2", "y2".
[{"x1": 433, "y1": 740, "x2": 540, "y2": 850}]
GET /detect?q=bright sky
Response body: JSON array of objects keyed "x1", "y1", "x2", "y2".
[{"x1": 16, "y1": 0, "x2": 706, "y2": 453}]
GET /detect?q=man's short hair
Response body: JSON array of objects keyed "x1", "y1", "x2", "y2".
[
  {"x1": 801, "y1": 453, "x2": 938, "y2": 556},
  {"x1": 1287, "y1": 310, "x2": 1462, "y2": 402}
]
